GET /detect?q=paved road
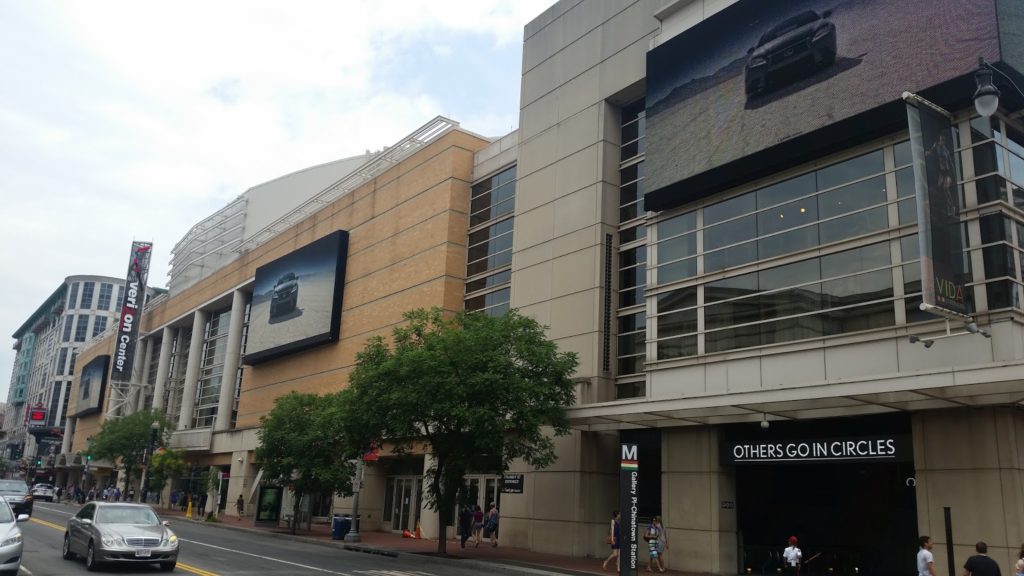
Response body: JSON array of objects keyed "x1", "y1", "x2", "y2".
[{"x1": 19, "y1": 502, "x2": 483, "y2": 576}]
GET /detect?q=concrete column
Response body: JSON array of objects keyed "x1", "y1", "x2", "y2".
[
  {"x1": 60, "y1": 416, "x2": 75, "y2": 455},
  {"x1": 214, "y1": 290, "x2": 249, "y2": 432},
  {"x1": 177, "y1": 310, "x2": 208, "y2": 431},
  {"x1": 152, "y1": 327, "x2": 174, "y2": 410},
  {"x1": 138, "y1": 338, "x2": 155, "y2": 411}
]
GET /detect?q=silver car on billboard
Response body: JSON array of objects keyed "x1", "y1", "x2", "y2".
[{"x1": 63, "y1": 502, "x2": 179, "y2": 572}]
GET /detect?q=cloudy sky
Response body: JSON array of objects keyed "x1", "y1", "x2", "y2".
[{"x1": 0, "y1": 0, "x2": 552, "y2": 400}]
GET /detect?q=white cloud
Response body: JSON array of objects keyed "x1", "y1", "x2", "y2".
[{"x1": 0, "y1": 0, "x2": 553, "y2": 400}]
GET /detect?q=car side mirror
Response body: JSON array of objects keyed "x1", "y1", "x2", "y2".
[
  {"x1": 15, "y1": 514, "x2": 28, "y2": 523},
  {"x1": 81, "y1": 519, "x2": 92, "y2": 525},
  {"x1": 162, "y1": 520, "x2": 171, "y2": 526}
]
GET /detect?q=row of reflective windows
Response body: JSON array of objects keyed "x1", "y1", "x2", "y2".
[
  {"x1": 61, "y1": 314, "x2": 110, "y2": 343},
  {"x1": 67, "y1": 282, "x2": 120, "y2": 312},
  {"x1": 616, "y1": 101, "x2": 648, "y2": 380},
  {"x1": 466, "y1": 166, "x2": 516, "y2": 317}
]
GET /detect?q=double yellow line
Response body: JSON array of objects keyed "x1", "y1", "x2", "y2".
[{"x1": 29, "y1": 518, "x2": 219, "y2": 576}]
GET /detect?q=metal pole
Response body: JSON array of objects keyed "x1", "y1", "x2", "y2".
[
  {"x1": 944, "y1": 507, "x2": 955, "y2": 576},
  {"x1": 344, "y1": 460, "x2": 363, "y2": 543}
]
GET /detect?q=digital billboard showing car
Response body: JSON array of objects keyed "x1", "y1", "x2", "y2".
[
  {"x1": 73, "y1": 355, "x2": 108, "y2": 417},
  {"x1": 645, "y1": 0, "x2": 1001, "y2": 209},
  {"x1": 244, "y1": 230, "x2": 349, "y2": 364}
]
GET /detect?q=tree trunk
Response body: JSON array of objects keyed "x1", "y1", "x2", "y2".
[
  {"x1": 291, "y1": 492, "x2": 301, "y2": 535},
  {"x1": 434, "y1": 460, "x2": 447, "y2": 555}
]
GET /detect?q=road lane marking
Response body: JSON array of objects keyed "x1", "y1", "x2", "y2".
[
  {"x1": 29, "y1": 518, "x2": 65, "y2": 532},
  {"x1": 178, "y1": 562, "x2": 220, "y2": 576},
  {"x1": 180, "y1": 539, "x2": 353, "y2": 575}
]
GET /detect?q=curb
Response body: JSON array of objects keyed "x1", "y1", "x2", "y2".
[{"x1": 155, "y1": 514, "x2": 583, "y2": 576}]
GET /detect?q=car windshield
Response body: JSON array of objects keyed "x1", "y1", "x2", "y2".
[
  {"x1": 96, "y1": 506, "x2": 160, "y2": 525},
  {"x1": 0, "y1": 481, "x2": 27, "y2": 493},
  {"x1": 0, "y1": 501, "x2": 13, "y2": 523},
  {"x1": 759, "y1": 11, "x2": 820, "y2": 45}
]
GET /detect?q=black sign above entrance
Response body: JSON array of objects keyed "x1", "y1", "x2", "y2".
[
  {"x1": 723, "y1": 435, "x2": 911, "y2": 465},
  {"x1": 502, "y1": 474, "x2": 524, "y2": 494}
]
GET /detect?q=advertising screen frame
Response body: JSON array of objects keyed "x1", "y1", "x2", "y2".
[
  {"x1": 644, "y1": 0, "x2": 1003, "y2": 213},
  {"x1": 243, "y1": 230, "x2": 349, "y2": 365},
  {"x1": 74, "y1": 355, "x2": 109, "y2": 417}
]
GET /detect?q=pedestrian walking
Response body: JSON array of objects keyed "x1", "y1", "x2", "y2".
[
  {"x1": 645, "y1": 515, "x2": 667, "y2": 573},
  {"x1": 127, "y1": 487, "x2": 135, "y2": 502},
  {"x1": 1015, "y1": 544, "x2": 1024, "y2": 576},
  {"x1": 170, "y1": 490, "x2": 178, "y2": 509},
  {"x1": 784, "y1": 536, "x2": 802, "y2": 576},
  {"x1": 181, "y1": 492, "x2": 189, "y2": 512},
  {"x1": 602, "y1": 510, "x2": 621, "y2": 571},
  {"x1": 236, "y1": 494, "x2": 245, "y2": 520},
  {"x1": 919, "y1": 536, "x2": 937, "y2": 576},
  {"x1": 963, "y1": 542, "x2": 1002, "y2": 576},
  {"x1": 113, "y1": 487, "x2": 121, "y2": 502},
  {"x1": 458, "y1": 505, "x2": 473, "y2": 548},
  {"x1": 485, "y1": 502, "x2": 500, "y2": 548},
  {"x1": 472, "y1": 505, "x2": 484, "y2": 547},
  {"x1": 87, "y1": 487, "x2": 95, "y2": 502},
  {"x1": 54, "y1": 486, "x2": 62, "y2": 503}
]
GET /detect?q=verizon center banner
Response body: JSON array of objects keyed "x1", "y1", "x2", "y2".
[
  {"x1": 906, "y1": 101, "x2": 968, "y2": 318},
  {"x1": 111, "y1": 241, "x2": 152, "y2": 382}
]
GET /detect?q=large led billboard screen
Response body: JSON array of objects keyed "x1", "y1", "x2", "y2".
[
  {"x1": 74, "y1": 355, "x2": 109, "y2": 417},
  {"x1": 244, "y1": 230, "x2": 349, "y2": 365},
  {"x1": 646, "y1": 0, "x2": 1001, "y2": 210}
]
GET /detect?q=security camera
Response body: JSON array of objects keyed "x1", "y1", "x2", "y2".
[
  {"x1": 760, "y1": 419, "x2": 770, "y2": 430},
  {"x1": 923, "y1": 339, "x2": 934, "y2": 348},
  {"x1": 236, "y1": 457, "x2": 244, "y2": 463},
  {"x1": 909, "y1": 335, "x2": 920, "y2": 344},
  {"x1": 965, "y1": 322, "x2": 979, "y2": 334}
]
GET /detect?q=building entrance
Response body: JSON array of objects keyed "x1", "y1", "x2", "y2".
[
  {"x1": 383, "y1": 476, "x2": 422, "y2": 532},
  {"x1": 728, "y1": 415, "x2": 917, "y2": 576}
]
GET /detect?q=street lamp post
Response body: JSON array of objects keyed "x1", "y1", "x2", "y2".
[
  {"x1": 974, "y1": 58, "x2": 1024, "y2": 118},
  {"x1": 141, "y1": 421, "x2": 160, "y2": 503},
  {"x1": 343, "y1": 459, "x2": 364, "y2": 543}
]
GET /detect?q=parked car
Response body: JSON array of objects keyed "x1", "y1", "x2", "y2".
[
  {"x1": 269, "y1": 272, "x2": 299, "y2": 319},
  {"x1": 0, "y1": 497, "x2": 29, "y2": 576},
  {"x1": 63, "y1": 502, "x2": 178, "y2": 572},
  {"x1": 745, "y1": 9, "x2": 837, "y2": 98},
  {"x1": 31, "y1": 483, "x2": 54, "y2": 502},
  {"x1": 0, "y1": 481, "x2": 32, "y2": 517}
]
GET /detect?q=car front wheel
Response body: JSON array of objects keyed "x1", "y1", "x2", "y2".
[
  {"x1": 85, "y1": 541, "x2": 100, "y2": 571},
  {"x1": 62, "y1": 533, "x2": 75, "y2": 560},
  {"x1": 160, "y1": 560, "x2": 176, "y2": 572}
]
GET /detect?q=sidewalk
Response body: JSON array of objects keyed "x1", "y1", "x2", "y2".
[{"x1": 133, "y1": 502, "x2": 691, "y2": 576}]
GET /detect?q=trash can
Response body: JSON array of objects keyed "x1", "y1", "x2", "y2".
[{"x1": 332, "y1": 514, "x2": 351, "y2": 540}]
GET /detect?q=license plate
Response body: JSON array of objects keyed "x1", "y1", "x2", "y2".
[{"x1": 135, "y1": 549, "x2": 152, "y2": 558}]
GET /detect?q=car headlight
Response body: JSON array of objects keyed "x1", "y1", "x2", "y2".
[
  {"x1": 0, "y1": 534, "x2": 21, "y2": 547},
  {"x1": 101, "y1": 534, "x2": 124, "y2": 547},
  {"x1": 165, "y1": 534, "x2": 178, "y2": 547},
  {"x1": 748, "y1": 56, "x2": 767, "y2": 67},
  {"x1": 812, "y1": 26, "x2": 833, "y2": 42}
]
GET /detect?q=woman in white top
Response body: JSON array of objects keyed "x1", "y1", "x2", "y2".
[{"x1": 784, "y1": 536, "x2": 802, "y2": 576}]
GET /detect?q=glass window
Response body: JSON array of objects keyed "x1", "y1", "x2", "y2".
[
  {"x1": 818, "y1": 175, "x2": 887, "y2": 219},
  {"x1": 757, "y1": 173, "x2": 816, "y2": 209},
  {"x1": 470, "y1": 167, "x2": 517, "y2": 227},
  {"x1": 73, "y1": 315, "x2": 89, "y2": 342},
  {"x1": 91, "y1": 316, "x2": 108, "y2": 338},
  {"x1": 79, "y1": 282, "x2": 95, "y2": 309},
  {"x1": 658, "y1": 212, "x2": 696, "y2": 239},
  {"x1": 818, "y1": 206, "x2": 888, "y2": 244},
  {"x1": 56, "y1": 348, "x2": 68, "y2": 377},
  {"x1": 705, "y1": 193, "x2": 755, "y2": 226},
  {"x1": 97, "y1": 283, "x2": 113, "y2": 311},
  {"x1": 704, "y1": 241, "x2": 758, "y2": 273},
  {"x1": 466, "y1": 288, "x2": 510, "y2": 316},
  {"x1": 617, "y1": 312, "x2": 645, "y2": 376},
  {"x1": 705, "y1": 215, "x2": 757, "y2": 251},
  {"x1": 466, "y1": 270, "x2": 511, "y2": 295},
  {"x1": 115, "y1": 285, "x2": 125, "y2": 311},
  {"x1": 67, "y1": 283, "x2": 80, "y2": 310},
  {"x1": 620, "y1": 225, "x2": 646, "y2": 245},
  {"x1": 816, "y1": 150, "x2": 884, "y2": 191},
  {"x1": 893, "y1": 141, "x2": 912, "y2": 167},
  {"x1": 62, "y1": 316, "x2": 74, "y2": 342}
]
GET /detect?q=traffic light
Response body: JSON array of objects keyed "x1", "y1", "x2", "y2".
[
  {"x1": 86, "y1": 454, "x2": 92, "y2": 463},
  {"x1": 35, "y1": 458, "x2": 42, "y2": 467}
]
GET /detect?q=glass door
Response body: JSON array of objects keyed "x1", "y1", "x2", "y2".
[{"x1": 389, "y1": 477, "x2": 420, "y2": 532}]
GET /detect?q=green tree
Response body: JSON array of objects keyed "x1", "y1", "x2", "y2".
[
  {"x1": 89, "y1": 409, "x2": 173, "y2": 499},
  {"x1": 255, "y1": 392, "x2": 355, "y2": 534},
  {"x1": 344, "y1": 308, "x2": 578, "y2": 554},
  {"x1": 147, "y1": 448, "x2": 187, "y2": 506}
]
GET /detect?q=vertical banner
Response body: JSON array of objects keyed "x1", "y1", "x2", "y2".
[
  {"x1": 619, "y1": 443, "x2": 638, "y2": 576},
  {"x1": 906, "y1": 101, "x2": 968, "y2": 317},
  {"x1": 111, "y1": 241, "x2": 153, "y2": 382}
]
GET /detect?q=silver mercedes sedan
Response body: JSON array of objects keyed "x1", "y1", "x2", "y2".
[
  {"x1": 62, "y1": 502, "x2": 179, "y2": 572},
  {"x1": 0, "y1": 497, "x2": 29, "y2": 575}
]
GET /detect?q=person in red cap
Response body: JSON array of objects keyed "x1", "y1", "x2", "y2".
[{"x1": 784, "y1": 536, "x2": 803, "y2": 576}]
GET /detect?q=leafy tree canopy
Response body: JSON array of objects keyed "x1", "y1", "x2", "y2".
[
  {"x1": 89, "y1": 409, "x2": 173, "y2": 496},
  {"x1": 344, "y1": 308, "x2": 578, "y2": 553},
  {"x1": 255, "y1": 392, "x2": 355, "y2": 533},
  {"x1": 147, "y1": 448, "x2": 187, "y2": 502}
]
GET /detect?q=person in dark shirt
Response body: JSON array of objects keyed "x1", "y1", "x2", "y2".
[{"x1": 964, "y1": 542, "x2": 1002, "y2": 576}]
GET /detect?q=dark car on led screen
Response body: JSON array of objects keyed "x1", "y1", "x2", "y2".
[
  {"x1": 745, "y1": 9, "x2": 837, "y2": 98},
  {"x1": 269, "y1": 272, "x2": 299, "y2": 319}
]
